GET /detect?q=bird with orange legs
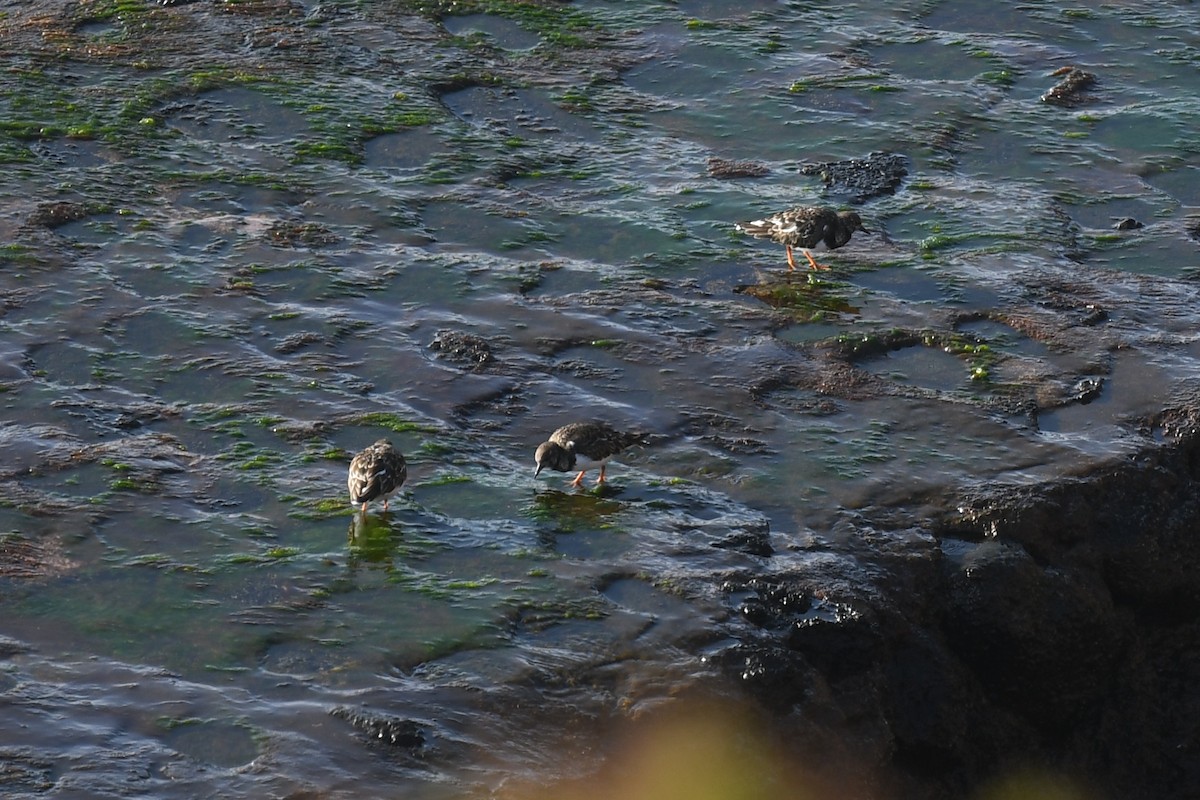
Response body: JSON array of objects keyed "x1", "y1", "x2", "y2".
[
  {"x1": 534, "y1": 422, "x2": 645, "y2": 488},
  {"x1": 736, "y1": 206, "x2": 869, "y2": 271}
]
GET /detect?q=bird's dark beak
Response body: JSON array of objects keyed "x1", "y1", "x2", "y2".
[
  {"x1": 535, "y1": 464, "x2": 544, "y2": 477},
  {"x1": 859, "y1": 224, "x2": 872, "y2": 234}
]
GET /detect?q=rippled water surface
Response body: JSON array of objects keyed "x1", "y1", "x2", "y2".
[{"x1": 2, "y1": 0, "x2": 1199, "y2": 796}]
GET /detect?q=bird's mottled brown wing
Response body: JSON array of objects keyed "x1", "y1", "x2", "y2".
[{"x1": 348, "y1": 440, "x2": 407, "y2": 503}]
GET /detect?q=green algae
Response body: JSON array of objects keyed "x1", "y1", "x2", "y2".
[
  {"x1": 977, "y1": 69, "x2": 1015, "y2": 87},
  {"x1": 788, "y1": 74, "x2": 892, "y2": 93},
  {"x1": 423, "y1": 1, "x2": 605, "y2": 48},
  {"x1": 351, "y1": 412, "x2": 436, "y2": 434},
  {"x1": 736, "y1": 278, "x2": 860, "y2": 322},
  {"x1": 524, "y1": 491, "x2": 626, "y2": 532},
  {"x1": 0, "y1": 63, "x2": 271, "y2": 163},
  {"x1": 292, "y1": 497, "x2": 351, "y2": 521},
  {"x1": 830, "y1": 327, "x2": 1000, "y2": 385},
  {"x1": 224, "y1": 546, "x2": 301, "y2": 564},
  {"x1": 421, "y1": 473, "x2": 473, "y2": 487}
]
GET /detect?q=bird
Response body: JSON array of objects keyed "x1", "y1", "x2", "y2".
[
  {"x1": 347, "y1": 439, "x2": 407, "y2": 513},
  {"x1": 534, "y1": 422, "x2": 645, "y2": 488},
  {"x1": 735, "y1": 206, "x2": 869, "y2": 271}
]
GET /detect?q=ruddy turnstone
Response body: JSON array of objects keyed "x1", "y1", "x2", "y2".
[
  {"x1": 534, "y1": 422, "x2": 645, "y2": 488},
  {"x1": 735, "y1": 206, "x2": 869, "y2": 271},
  {"x1": 348, "y1": 439, "x2": 407, "y2": 513}
]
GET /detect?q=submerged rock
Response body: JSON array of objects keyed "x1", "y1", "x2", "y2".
[
  {"x1": 27, "y1": 201, "x2": 89, "y2": 229},
  {"x1": 430, "y1": 329, "x2": 495, "y2": 368},
  {"x1": 330, "y1": 707, "x2": 425, "y2": 749},
  {"x1": 707, "y1": 157, "x2": 769, "y2": 179}
]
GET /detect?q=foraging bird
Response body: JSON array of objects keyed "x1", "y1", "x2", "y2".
[
  {"x1": 347, "y1": 439, "x2": 407, "y2": 513},
  {"x1": 735, "y1": 206, "x2": 869, "y2": 271},
  {"x1": 534, "y1": 422, "x2": 645, "y2": 488}
]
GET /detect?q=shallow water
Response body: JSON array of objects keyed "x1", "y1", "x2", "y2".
[{"x1": 2, "y1": 0, "x2": 1200, "y2": 796}]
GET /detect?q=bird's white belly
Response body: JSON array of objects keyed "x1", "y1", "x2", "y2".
[{"x1": 573, "y1": 453, "x2": 609, "y2": 470}]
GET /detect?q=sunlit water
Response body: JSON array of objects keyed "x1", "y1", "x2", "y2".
[{"x1": 1, "y1": 0, "x2": 1199, "y2": 795}]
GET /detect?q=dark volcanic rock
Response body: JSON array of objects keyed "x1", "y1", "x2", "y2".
[
  {"x1": 712, "y1": 525, "x2": 773, "y2": 557},
  {"x1": 28, "y1": 201, "x2": 90, "y2": 229},
  {"x1": 800, "y1": 151, "x2": 908, "y2": 202},
  {"x1": 430, "y1": 329, "x2": 494, "y2": 368},
  {"x1": 707, "y1": 156, "x2": 769, "y2": 179},
  {"x1": 267, "y1": 220, "x2": 339, "y2": 247},
  {"x1": 1041, "y1": 67, "x2": 1097, "y2": 107},
  {"x1": 1186, "y1": 216, "x2": 1200, "y2": 243},
  {"x1": 331, "y1": 706, "x2": 424, "y2": 749},
  {"x1": 941, "y1": 541, "x2": 1121, "y2": 732},
  {"x1": 275, "y1": 331, "x2": 328, "y2": 354},
  {"x1": 711, "y1": 429, "x2": 1200, "y2": 800}
]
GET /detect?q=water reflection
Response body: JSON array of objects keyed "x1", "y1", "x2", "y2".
[
  {"x1": 527, "y1": 488, "x2": 627, "y2": 533},
  {"x1": 347, "y1": 509, "x2": 401, "y2": 567}
]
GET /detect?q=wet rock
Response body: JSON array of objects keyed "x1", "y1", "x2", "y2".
[
  {"x1": 331, "y1": 706, "x2": 424, "y2": 749},
  {"x1": 8, "y1": 433, "x2": 196, "y2": 501},
  {"x1": 723, "y1": 576, "x2": 813, "y2": 628},
  {"x1": 942, "y1": 542, "x2": 1121, "y2": 732},
  {"x1": 1033, "y1": 288, "x2": 1108, "y2": 326},
  {"x1": 270, "y1": 418, "x2": 330, "y2": 441},
  {"x1": 712, "y1": 523, "x2": 773, "y2": 557},
  {"x1": 1041, "y1": 66, "x2": 1097, "y2": 107},
  {"x1": 700, "y1": 434, "x2": 771, "y2": 456},
  {"x1": 552, "y1": 359, "x2": 620, "y2": 381},
  {"x1": 738, "y1": 597, "x2": 770, "y2": 625},
  {"x1": 27, "y1": 201, "x2": 89, "y2": 229},
  {"x1": 1113, "y1": 217, "x2": 1143, "y2": 231},
  {"x1": 712, "y1": 642, "x2": 813, "y2": 708},
  {"x1": 706, "y1": 157, "x2": 769, "y2": 179},
  {"x1": 451, "y1": 383, "x2": 526, "y2": 427},
  {"x1": 1185, "y1": 216, "x2": 1200, "y2": 243},
  {"x1": 0, "y1": 749, "x2": 54, "y2": 793},
  {"x1": 702, "y1": 427, "x2": 1200, "y2": 799},
  {"x1": 0, "y1": 532, "x2": 78, "y2": 579},
  {"x1": 429, "y1": 329, "x2": 494, "y2": 368},
  {"x1": 950, "y1": 437, "x2": 1200, "y2": 614},
  {"x1": 0, "y1": 635, "x2": 30, "y2": 658},
  {"x1": 1078, "y1": 303, "x2": 1107, "y2": 326},
  {"x1": 785, "y1": 603, "x2": 879, "y2": 677},
  {"x1": 735, "y1": 280, "x2": 860, "y2": 318},
  {"x1": 48, "y1": 397, "x2": 183, "y2": 432},
  {"x1": 1072, "y1": 376, "x2": 1102, "y2": 403},
  {"x1": 266, "y1": 220, "x2": 339, "y2": 247},
  {"x1": 275, "y1": 331, "x2": 328, "y2": 354},
  {"x1": 800, "y1": 151, "x2": 908, "y2": 202}
]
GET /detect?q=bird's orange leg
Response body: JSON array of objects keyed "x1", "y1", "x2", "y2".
[
  {"x1": 570, "y1": 471, "x2": 586, "y2": 488},
  {"x1": 804, "y1": 249, "x2": 830, "y2": 271},
  {"x1": 595, "y1": 465, "x2": 608, "y2": 485},
  {"x1": 360, "y1": 502, "x2": 368, "y2": 513},
  {"x1": 785, "y1": 245, "x2": 797, "y2": 271}
]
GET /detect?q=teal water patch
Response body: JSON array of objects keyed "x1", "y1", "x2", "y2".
[
  {"x1": 160, "y1": 718, "x2": 260, "y2": 769},
  {"x1": 861, "y1": 343, "x2": 970, "y2": 391},
  {"x1": 443, "y1": 14, "x2": 543, "y2": 51},
  {"x1": 873, "y1": 39, "x2": 997, "y2": 83},
  {"x1": 363, "y1": 127, "x2": 448, "y2": 170}
]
